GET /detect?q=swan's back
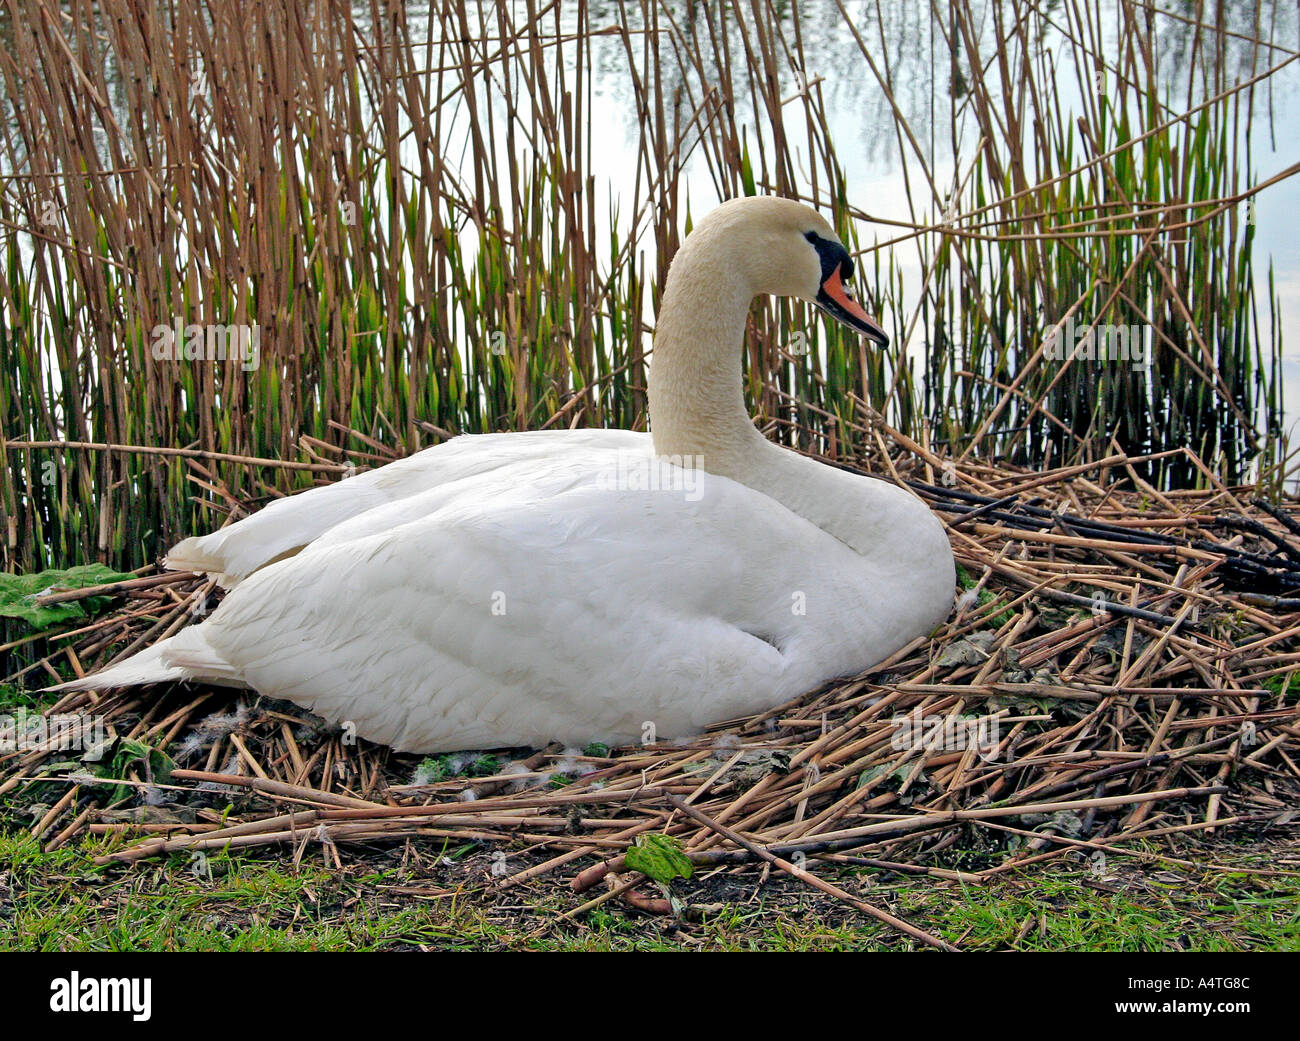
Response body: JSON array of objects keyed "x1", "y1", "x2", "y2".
[{"x1": 165, "y1": 429, "x2": 649, "y2": 585}]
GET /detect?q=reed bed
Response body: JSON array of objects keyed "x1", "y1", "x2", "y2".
[
  {"x1": 913, "y1": 0, "x2": 1294, "y2": 488},
  {"x1": 3, "y1": 420, "x2": 1298, "y2": 948},
  {"x1": 0, "y1": 0, "x2": 1295, "y2": 590}
]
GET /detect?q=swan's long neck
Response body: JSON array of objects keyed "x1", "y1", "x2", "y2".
[
  {"x1": 647, "y1": 232, "x2": 896, "y2": 558},
  {"x1": 648, "y1": 234, "x2": 765, "y2": 471}
]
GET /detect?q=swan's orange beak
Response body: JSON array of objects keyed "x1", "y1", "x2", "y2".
[{"x1": 816, "y1": 265, "x2": 889, "y2": 347}]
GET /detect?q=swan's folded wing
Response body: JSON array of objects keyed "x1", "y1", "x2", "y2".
[
  {"x1": 180, "y1": 463, "x2": 888, "y2": 752},
  {"x1": 164, "y1": 429, "x2": 649, "y2": 586}
]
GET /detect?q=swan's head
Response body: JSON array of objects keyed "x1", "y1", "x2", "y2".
[{"x1": 687, "y1": 195, "x2": 890, "y2": 347}]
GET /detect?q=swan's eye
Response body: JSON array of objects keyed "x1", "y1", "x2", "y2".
[{"x1": 803, "y1": 230, "x2": 819, "y2": 244}]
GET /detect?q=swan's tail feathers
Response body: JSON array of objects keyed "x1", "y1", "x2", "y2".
[
  {"x1": 163, "y1": 536, "x2": 241, "y2": 589},
  {"x1": 163, "y1": 535, "x2": 222, "y2": 575},
  {"x1": 46, "y1": 630, "x2": 246, "y2": 692},
  {"x1": 165, "y1": 534, "x2": 303, "y2": 590},
  {"x1": 47, "y1": 642, "x2": 184, "y2": 692}
]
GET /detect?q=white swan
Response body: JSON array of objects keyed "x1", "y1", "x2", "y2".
[{"x1": 55, "y1": 197, "x2": 955, "y2": 752}]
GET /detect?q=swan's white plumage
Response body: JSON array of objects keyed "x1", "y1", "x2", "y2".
[
  {"x1": 163, "y1": 430, "x2": 635, "y2": 587},
  {"x1": 54, "y1": 196, "x2": 956, "y2": 752},
  {"x1": 66, "y1": 430, "x2": 951, "y2": 751}
]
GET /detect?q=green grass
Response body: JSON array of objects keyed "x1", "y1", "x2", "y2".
[
  {"x1": 0, "y1": 681, "x2": 58, "y2": 711},
  {"x1": 918, "y1": 863, "x2": 1300, "y2": 952},
  {"x1": 0, "y1": 834, "x2": 436, "y2": 952},
  {"x1": 2, "y1": 828, "x2": 1295, "y2": 951}
]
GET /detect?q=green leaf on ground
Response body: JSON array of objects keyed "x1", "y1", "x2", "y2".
[
  {"x1": 0, "y1": 564, "x2": 137, "y2": 631},
  {"x1": 625, "y1": 833, "x2": 694, "y2": 883}
]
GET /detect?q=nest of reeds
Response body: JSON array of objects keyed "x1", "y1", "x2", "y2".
[{"x1": 3, "y1": 437, "x2": 1300, "y2": 950}]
